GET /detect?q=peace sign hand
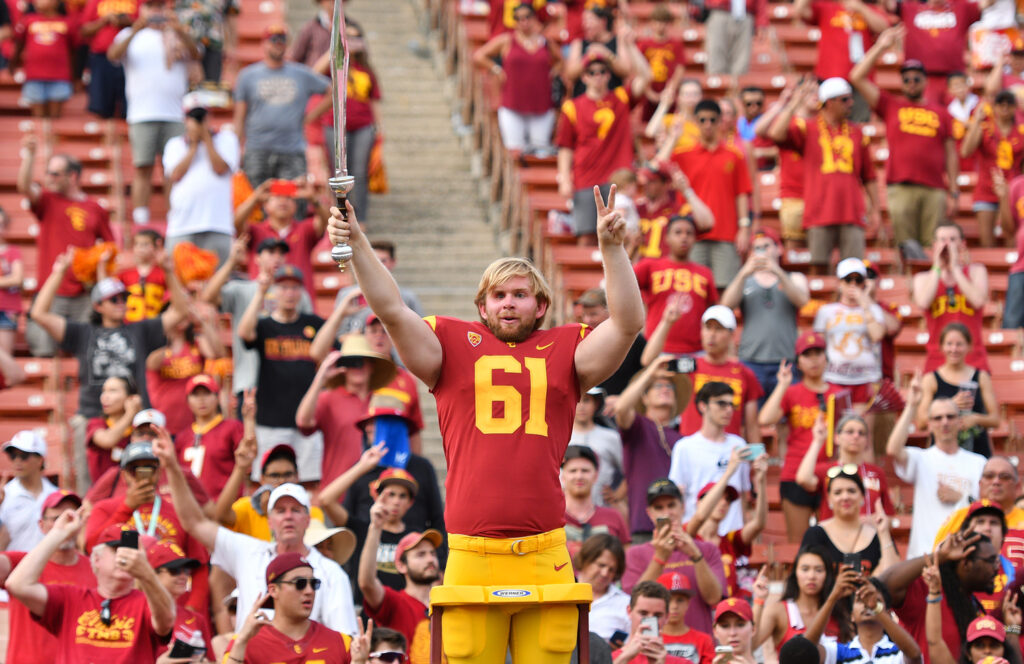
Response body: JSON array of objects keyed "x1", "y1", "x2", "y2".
[
  {"x1": 349, "y1": 616, "x2": 375, "y2": 664},
  {"x1": 594, "y1": 185, "x2": 627, "y2": 247}
]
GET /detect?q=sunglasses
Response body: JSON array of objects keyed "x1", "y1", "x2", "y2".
[
  {"x1": 744, "y1": 100, "x2": 764, "y2": 107},
  {"x1": 842, "y1": 275, "x2": 865, "y2": 285},
  {"x1": 370, "y1": 653, "x2": 406, "y2": 664},
  {"x1": 902, "y1": 74, "x2": 924, "y2": 83},
  {"x1": 105, "y1": 293, "x2": 128, "y2": 304},
  {"x1": 585, "y1": 68, "x2": 609, "y2": 76},
  {"x1": 5, "y1": 449, "x2": 35, "y2": 461},
  {"x1": 982, "y1": 471, "x2": 1016, "y2": 481},
  {"x1": 709, "y1": 399, "x2": 735, "y2": 409},
  {"x1": 101, "y1": 598, "x2": 112, "y2": 627},
  {"x1": 267, "y1": 35, "x2": 287, "y2": 44},
  {"x1": 46, "y1": 170, "x2": 67, "y2": 177},
  {"x1": 159, "y1": 566, "x2": 192, "y2": 577},
  {"x1": 826, "y1": 463, "x2": 859, "y2": 479},
  {"x1": 277, "y1": 577, "x2": 322, "y2": 591},
  {"x1": 697, "y1": 116, "x2": 720, "y2": 124},
  {"x1": 930, "y1": 413, "x2": 958, "y2": 421}
]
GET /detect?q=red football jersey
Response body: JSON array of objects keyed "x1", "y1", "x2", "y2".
[
  {"x1": 635, "y1": 192, "x2": 691, "y2": 259},
  {"x1": 923, "y1": 272, "x2": 989, "y2": 372},
  {"x1": 426, "y1": 316, "x2": 589, "y2": 537},
  {"x1": 973, "y1": 119, "x2": 1024, "y2": 203},
  {"x1": 778, "y1": 383, "x2": 845, "y2": 482},
  {"x1": 174, "y1": 416, "x2": 246, "y2": 499},
  {"x1": 670, "y1": 142, "x2": 752, "y2": 242},
  {"x1": 118, "y1": 265, "x2": 167, "y2": 323},
  {"x1": 634, "y1": 258, "x2": 718, "y2": 354},
  {"x1": 784, "y1": 115, "x2": 873, "y2": 228},
  {"x1": 876, "y1": 92, "x2": 953, "y2": 189},
  {"x1": 37, "y1": 586, "x2": 165, "y2": 664},
  {"x1": 555, "y1": 88, "x2": 636, "y2": 189},
  {"x1": 227, "y1": 621, "x2": 350, "y2": 664},
  {"x1": 2, "y1": 551, "x2": 95, "y2": 664},
  {"x1": 678, "y1": 359, "x2": 763, "y2": 436}
]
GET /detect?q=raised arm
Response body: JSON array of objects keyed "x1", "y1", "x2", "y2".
[
  {"x1": 124, "y1": 542, "x2": 176, "y2": 636},
  {"x1": 308, "y1": 289, "x2": 362, "y2": 363},
  {"x1": 358, "y1": 500, "x2": 388, "y2": 610},
  {"x1": 757, "y1": 360, "x2": 792, "y2": 427},
  {"x1": 29, "y1": 249, "x2": 73, "y2": 344},
  {"x1": 575, "y1": 186, "x2": 645, "y2": 390},
  {"x1": 741, "y1": 456, "x2": 769, "y2": 544},
  {"x1": 686, "y1": 448, "x2": 744, "y2": 536},
  {"x1": 921, "y1": 556, "x2": 956, "y2": 664},
  {"x1": 639, "y1": 293, "x2": 682, "y2": 366},
  {"x1": 17, "y1": 135, "x2": 41, "y2": 203},
  {"x1": 315, "y1": 442, "x2": 386, "y2": 527},
  {"x1": 795, "y1": 416, "x2": 828, "y2": 492},
  {"x1": 199, "y1": 234, "x2": 248, "y2": 307},
  {"x1": 327, "y1": 201, "x2": 443, "y2": 388},
  {"x1": 92, "y1": 395, "x2": 142, "y2": 449},
  {"x1": 667, "y1": 164, "x2": 714, "y2": 232},
  {"x1": 614, "y1": 355, "x2": 673, "y2": 431},
  {"x1": 236, "y1": 272, "x2": 269, "y2": 344},
  {"x1": 885, "y1": 373, "x2": 922, "y2": 466},
  {"x1": 6, "y1": 506, "x2": 85, "y2": 616},
  {"x1": 151, "y1": 425, "x2": 219, "y2": 551},
  {"x1": 850, "y1": 25, "x2": 905, "y2": 109},
  {"x1": 960, "y1": 104, "x2": 986, "y2": 158}
]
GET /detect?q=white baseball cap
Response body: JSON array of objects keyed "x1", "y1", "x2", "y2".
[
  {"x1": 132, "y1": 409, "x2": 166, "y2": 429},
  {"x1": 267, "y1": 483, "x2": 311, "y2": 512},
  {"x1": 701, "y1": 305, "x2": 737, "y2": 330},
  {"x1": 90, "y1": 277, "x2": 127, "y2": 304},
  {"x1": 3, "y1": 430, "x2": 46, "y2": 457},
  {"x1": 836, "y1": 257, "x2": 868, "y2": 280},
  {"x1": 818, "y1": 77, "x2": 853, "y2": 103}
]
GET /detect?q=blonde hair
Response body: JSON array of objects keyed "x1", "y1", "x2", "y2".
[{"x1": 474, "y1": 258, "x2": 552, "y2": 330}]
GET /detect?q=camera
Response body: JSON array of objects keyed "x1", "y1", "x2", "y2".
[{"x1": 666, "y1": 357, "x2": 697, "y2": 374}]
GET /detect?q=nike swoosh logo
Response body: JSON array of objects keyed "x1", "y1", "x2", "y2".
[
  {"x1": 313, "y1": 647, "x2": 328, "y2": 653},
  {"x1": 554, "y1": 562, "x2": 569, "y2": 571},
  {"x1": 536, "y1": 342, "x2": 554, "y2": 350}
]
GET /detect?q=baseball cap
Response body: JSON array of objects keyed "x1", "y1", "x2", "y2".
[
  {"x1": 274, "y1": 264, "x2": 304, "y2": 284},
  {"x1": 185, "y1": 374, "x2": 218, "y2": 395},
  {"x1": 657, "y1": 571, "x2": 695, "y2": 596},
  {"x1": 963, "y1": 499, "x2": 1007, "y2": 534},
  {"x1": 562, "y1": 444, "x2": 599, "y2": 469},
  {"x1": 697, "y1": 482, "x2": 739, "y2": 502},
  {"x1": 575, "y1": 288, "x2": 607, "y2": 309},
  {"x1": 967, "y1": 616, "x2": 1006, "y2": 643},
  {"x1": 120, "y1": 441, "x2": 158, "y2": 468},
  {"x1": 41, "y1": 489, "x2": 82, "y2": 511},
  {"x1": 132, "y1": 409, "x2": 166, "y2": 429},
  {"x1": 90, "y1": 278, "x2": 127, "y2": 304},
  {"x1": 836, "y1": 257, "x2": 868, "y2": 280},
  {"x1": 268, "y1": 179, "x2": 298, "y2": 197},
  {"x1": 752, "y1": 227, "x2": 781, "y2": 246},
  {"x1": 818, "y1": 77, "x2": 852, "y2": 103},
  {"x1": 394, "y1": 529, "x2": 443, "y2": 564},
  {"x1": 147, "y1": 538, "x2": 200, "y2": 572},
  {"x1": 371, "y1": 468, "x2": 419, "y2": 498},
  {"x1": 862, "y1": 259, "x2": 878, "y2": 279},
  {"x1": 4, "y1": 430, "x2": 47, "y2": 457},
  {"x1": 355, "y1": 393, "x2": 414, "y2": 430},
  {"x1": 267, "y1": 483, "x2": 311, "y2": 512},
  {"x1": 647, "y1": 478, "x2": 683, "y2": 505},
  {"x1": 263, "y1": 552, "x2": 313, "y2": 607},
  {"x1": 795, "y1": 331, "x2": 826, "y2": 356},
  {"x1": 365, "y1": 312, "x2": 381, "y2": 327},
  {"x1": 901, "y1": 59, "x2": 926, "y2": 74},
  {"x1": 96, "y1": 524, "x2": 128, "y2": 549},
  {"x1": 714, "y1": 597, "x2": 754, "y2": 624},
  {"x1": 263, "y1": 24, "x2": 288, "y2": 40},
  {"x1": 256, "y1": 237, "x2": 290, "y2": 254},
  {"x1": 701, "y1": 305, "x2": 737, "y2": 330},
  {"x1": 261, "y1": 444, "x2": 297, "y2": 474},
  {"x1": 638, "y1": 163, "x2": 672, "y2": 182},
  {"x1": 582, "y1": 52, "x2": 611, "y2": 69}
]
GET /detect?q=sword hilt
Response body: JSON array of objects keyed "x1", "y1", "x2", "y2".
[{"x1": 329, "y1": 175, "x2": 355, "y2": 272}]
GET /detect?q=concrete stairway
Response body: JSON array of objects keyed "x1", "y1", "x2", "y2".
[{"x1": 286, "y1": 0, "x2": 500, "y2": 481}]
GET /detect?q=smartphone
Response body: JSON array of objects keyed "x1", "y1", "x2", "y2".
[
  {"x1": 609, "y1": 630, "x2": 628, "y2": 648},
  {"x1": 667, "y1": 357, "x2": 697, "y2": 374},
  {"x1": 655, "y1": 516, "x2": 671, "y2": 532},
  {"x1": 715, "y1": 645, "x2": 734, "y2": 659},
  {"x1": 119, "y1": 530, "x2": 139, "y2": 550},
  {"x1": 744, "y1": 443, "x2": 766, "y2": 461},
  {"x1": 168, "y1": 639, "x2": 199, "y2": 658},
  {"x1": 640, "y1": 615, "x2": 659, "y2": 638},
  {"x1": 842, "y1": 552, "x2": 862, "y2": 574}
]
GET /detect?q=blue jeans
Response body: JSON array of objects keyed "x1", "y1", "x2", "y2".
[
  {"x1": 743, "y1": 360, "x2": 781, "y2": 408},
  {"x1": 1005, "y1": 272, "x2": 1024, "y2": 329}
]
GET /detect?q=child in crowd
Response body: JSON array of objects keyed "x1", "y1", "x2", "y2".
[
  {"x1": 117, "y1": 229, "x2": 167, "y2": 323},
  {"x1": 12, "y1": 0, "x2": 75, "y2": 118},
  {"x1": 657, "y1": 571, "x2": 715, "y2": 664}
]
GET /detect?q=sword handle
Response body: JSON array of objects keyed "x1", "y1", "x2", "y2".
[{"x1": 329, "y1": 175, "x2": 355, "y2": 272}]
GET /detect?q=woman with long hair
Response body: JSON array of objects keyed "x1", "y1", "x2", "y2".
[
  {"x1": 575, "y1": 533, "x2": 629, "y2": 643},
  {"x1": 85, "y1": 375, "x2": 141, "y2": 482},
  {"x1": 916, "y1": 322, "x2": 1000, "y2": 457}
]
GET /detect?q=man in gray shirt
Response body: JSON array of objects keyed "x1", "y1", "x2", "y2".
[
  {"x1": 233, "y1": 24, "x2": 331, "y2": 186},
  {"x1": 199, "y1": 236, "x2": 312, "y2": 408}
]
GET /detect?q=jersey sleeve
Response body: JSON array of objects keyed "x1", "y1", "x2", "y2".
[{"x1": 554, "y1": 99, "x2": 578, "y2": 149}]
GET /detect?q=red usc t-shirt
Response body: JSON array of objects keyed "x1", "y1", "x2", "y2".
[
  {"x1": 118, "y1": 266, "x2": 167, "y2": 323},
  {"x1": 670, "y1": 142, "x2": 752, "y2": 242},
  {"x1": 346, "y1": 62, "x2": 380, "y2": 131},
  {"x1": 635, "y1": 192, "x2": 691, "y2": 259},
  {"x1": 973, "y1": 119, "x2": 1024, "y2": 203},
  {"x1": 3, "y1": 551, "x2": 95, "y2": 664},
  {"x1": 784, "y1": 116, "x2": 873, "y2": 227},
  {"x1": 663, "y1": 629, "x2": 715, "y2": 664},
  {"x1": 145, "y1": 343, "x2": 204, "y2": 435},
  {"x1": 778, "y1": 144, "x2": 805, "y2": 198},
  {"x1": 876, "y1": 92, "x2": 953, "y2": 189},
  {"x1": 228, "y1": 621, "x2": 350, "y2": 664},
  {"x1": 778, "y1": 383, "x2": 845, "y2": 482},
  {"x1": 363, "y1": 587, "x2": 431, "y2": 664},
  {"x1": 426, "y1": 316, "x2": 589, "y2": 537},
  {"x1": 813, "y1": 461, "x2": 893, "y2": 519},
  {"x1": 900, "y1": 0, "x2": 981, "y2": 75},
  {"x1": 246, "y1": 218, "x2": 322, "y2": 297},
  {"x1": 174, "y1": 416, "x2": 246, "y2": 500},
  {"x1": 555, "y1": 87, "x2": 636, "y2": 189},
  {"x1": 15, "y1": 14, "x2": 76, "y2": 82},
  {"x1": 634, "y1": 258, "x2": 718, "y2": 354},
  {"x1": 32, "y1": 191, "x2": 113, "y2": 297},
  {"x1": 923, "y1": 273, "x2": 989, "y2": 372},
  {"x1": 636, "y1": 37, "x2": 686, "y2": 92},
  {"x1": 678, "y1": 359, "x2": 763, "y2": 436},
  {"x1": 36, "y1": 585, "x2": 167, "y2": 664},
  {"x1": 81, "y1": 0, "x2": 138, "y2": 53},
  {"x1": 810, "y1": 1, "x2": 885, "y2": 80}
]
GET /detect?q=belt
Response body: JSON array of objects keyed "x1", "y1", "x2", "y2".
[{"x1": 448, "y1": 529, "x2": 566, "y2": 556}]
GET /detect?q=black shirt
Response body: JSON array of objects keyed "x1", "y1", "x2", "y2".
[{"x1": 244, "y1": 313, "x2": 324, "y2": 428}]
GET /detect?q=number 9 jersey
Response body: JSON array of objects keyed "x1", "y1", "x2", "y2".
[{"x1": 424, "y1": 316, "x2": 591, "y2": 539}]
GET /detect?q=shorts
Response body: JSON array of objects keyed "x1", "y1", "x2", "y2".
[
  {"x1": 572, "y1": 184, "x2": 610, "y2": 236},
  {"x1": 0, "y1": 311, "x2": 17, "y2": 330},
  {"x1": 779, "y1": 198, "x2": 805, "y2": 241},
  {"x1": 689, "y1": 240, "x2": 741, "y2": 289},
  {"x1": 86, "y1": 52, "x2": 126, "y2": 119},
  {"x1": 886, "y1": 183, "x2": 945, "y2": 247},
  {"x1": 827, "y1": 381, "x2": 875, "y2": 404},
  {"x1": 252, "y1": 426, "x2": 324, "y2": 482},
  {"x1": 807, "y1": 224, "x2": 865, "y2": 266},
  {"x1": 780, "y1": 481, "x2": 821, "y2": 508},
  {"x1": 128, "y1": 121, "x2": 185, "y2": 167},
  {"x1": 22, "y1": 80, "x2": 72, "y2": 104},
  {"x1": 972, "y1": 200, "x2": 999, "y2": 212}
]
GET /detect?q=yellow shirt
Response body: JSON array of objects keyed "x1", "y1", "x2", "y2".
[
  {"x1": 230, "y1": 496, "x2": 326, "y2": 541},
  {"x1": 933, "y1": 505, "x2": 1024, "y2": 546},
  {"x1": 663, "y1": 115, "x2": 700, "y2": 153}
]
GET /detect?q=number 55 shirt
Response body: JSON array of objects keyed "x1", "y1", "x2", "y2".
[{"x1": 425, "y1": 316, "x2": 590, "y2": 538}]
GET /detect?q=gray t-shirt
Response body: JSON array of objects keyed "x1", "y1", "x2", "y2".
[
  {"x1": 235, "y1": 62, "x2": 330, "y2": 152},
  {"x1": 220, "y1": 279, "x2": 313, "y2": 393},
  {"x1": 737, "y1": 275, "x2": 799, "y2": 364}
]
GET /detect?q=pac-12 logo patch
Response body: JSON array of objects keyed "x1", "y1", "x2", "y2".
[{"x1": 467, "y1": 331, "x2": 482, "y2": 347}]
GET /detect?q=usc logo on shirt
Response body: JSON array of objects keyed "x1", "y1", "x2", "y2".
[
  {"x1": 66, "y1": 206, "x2": 88, "y2": 231},
  {"x1": 28, "y1": 20, "x2": 67, "y2": 44},
  {"x1": 790, "y1": 404, "x2": 823, "y2": 428},
  {"x1": 643, "y1": 45, "x2": 679, "y2": 83},
  {"x1": 264, "y1": 337, "x2": 313, "y2": 359},
  {"x1": 74, "y1": 611, "x2": 137, "y2": 646},
  {"x1": 649, "y1": 267, "x2": 711, "y2": 297},
  {"x1": 95, "y1": 0, "x2": 136, "y2": 15},
  {"x1": 828, "y1": 10, "x2": 868, "y2": 31},
  {"x1": 347, "y1": 69, "x2": 373, "y2": 102},
  {"x1": 691, "y1": 374, "x2": 743, "y2": 406},
  {"x1": 897, "y1": 107, "x2": 941, "y2": 137},
  {"x1": 930, "y1": 292, "x2": 975, "y2": 316}
]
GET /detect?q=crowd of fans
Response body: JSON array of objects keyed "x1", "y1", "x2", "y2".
[{"x1": 0, "y1": 0, "x2": 1022, "y2": 662}]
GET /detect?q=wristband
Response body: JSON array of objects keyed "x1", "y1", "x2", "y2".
[
  {"x1": 691, "y1": 554, "x2": 704, "y2": 564},
  {"x1": 653, "y1": 555, "x2": 667, "y2": 567},
  {"x1": 738, "y1": 217, "x2": 752, "y2": 228},
  {"x1": 925, "y1": 595, "x2": 943, "y2": 604},
  {"x1": 1007, "y1": 625, "x2": 1022, "y2": 635},
  {"x1": 229, "y1": 657, "x2": 244, "y2": 663},
  {"x1": 932, "y1": 265, "x2": 942, "y2": 274},
  {"x1": 754, "y1": 598, "x2": 766, "y2": 606}
]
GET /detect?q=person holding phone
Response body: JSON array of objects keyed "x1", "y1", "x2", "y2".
[
  {"x1": 613, "y1": 580, "x2": 690, "y2": 664},
  {"x1": 146, "y1": 538, "x2": 214, "y2": 663},
  {"x1": 711, "y1": 599, "x2": 757, "y2": 664}
]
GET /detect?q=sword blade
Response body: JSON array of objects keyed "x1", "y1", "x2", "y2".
[{"x1": 329, "y1": 0, "x2": 350, "y2": 178}]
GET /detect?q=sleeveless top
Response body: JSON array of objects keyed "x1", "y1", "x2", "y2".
[
  {"x1": 501, "y1": 36, "x2": 554, "y2": 115},
  {"x1": 924, "y1": 269, "x2": 989, "y2": 372},
  {"x1": 780, "y1": 600, "x2": 839, "y2": 652},
  {"x1": 738, "y1": 275, "x2": 798, "y2": 363},
  {"x1": 933, "y1": 367, "x2": 991, "y2": 457}
]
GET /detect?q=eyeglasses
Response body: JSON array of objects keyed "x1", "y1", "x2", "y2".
[
  {"x1": 264, "y1": 471, "x2": 297, "y2": 481},
  {"x1": 370, "y1": 653, "x2": 406, "y2": 664},
  {"x1": 100, "y1": 598, "x2": 112, "y2": 626},
  {"x1": 267, "y1": 35, "x2": 287, "y2": 44},
  {"x1": 743, "y1": 100, "x2": 764, "y2": 108},
  {"x1": 709, "y1": 399, "x2": 735, "y2": 409},
  {"x1": 930, "y1": 413, "x2": 958, "y2": 421},
  {"x1": 277, "y1": 577, "x2": 321, "y2": 591},
  {"x1": 902, "y1": 74, "x2": 924, "y2": 83},
  {"x1": 585, "y1": 68, "x2": 609, "y2": 76},
  {"x1": 46, "y1": 170, "x2": 67, "y2": 177},
  {"x1": 827, "y1": 463, "x2": 859, "y2": 479},
  {"x1": 842, "y1": 275, "x2": 865, "y2": 285},
  {"x1": 982, "y1": 471, "x2": 1016, "y2": 481},
  {"x1": 105, "y1": 293, "x2": 128, "y2": 304},
  {"x1": 697, "y1": 116, "x2": 720, "y2": 125}
]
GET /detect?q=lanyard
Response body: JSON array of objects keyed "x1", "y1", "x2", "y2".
[{"x1": 133, "y1": 495, "x2": 161, "y2": 537}]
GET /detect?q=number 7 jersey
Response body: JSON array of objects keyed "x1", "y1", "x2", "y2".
[{"x1": 425, "y1": 316, "x2": 591, "y2": 538}]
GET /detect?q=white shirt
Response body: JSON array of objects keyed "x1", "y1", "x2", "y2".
[
  {"x1": 948, "y1": 94, "x2": 980, "y2": 123},
  {"x1": 114, "y1": 27, "x2": 188, "y2": 123},
  {"x1": 669, "y1": 432, "x2": 750, "y2": 535},
  {"x1": 589, "y1": 584, "x2": 630, "y2": 640},
  {"x1": 823, "y1": 633, "x2": 908, "y2": 664},
  {"x1": 569, "y1": 426, "x2": 624, "y2": 507},
  {"x1": 896, "y1": 445, "x2": 986, "y2": 558},
  {"x1": 0, "y1": 477, "x2": 57, "y2": 552},
  {"x1": 163, "y1": 129, "x2": 240, "y2": 236},
  {"x1": 211, "y1": 527, "x2": 357, "y2": 635},
  {"x1": 813, "y1": 302, "x2": 885, "y2": 385}
]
